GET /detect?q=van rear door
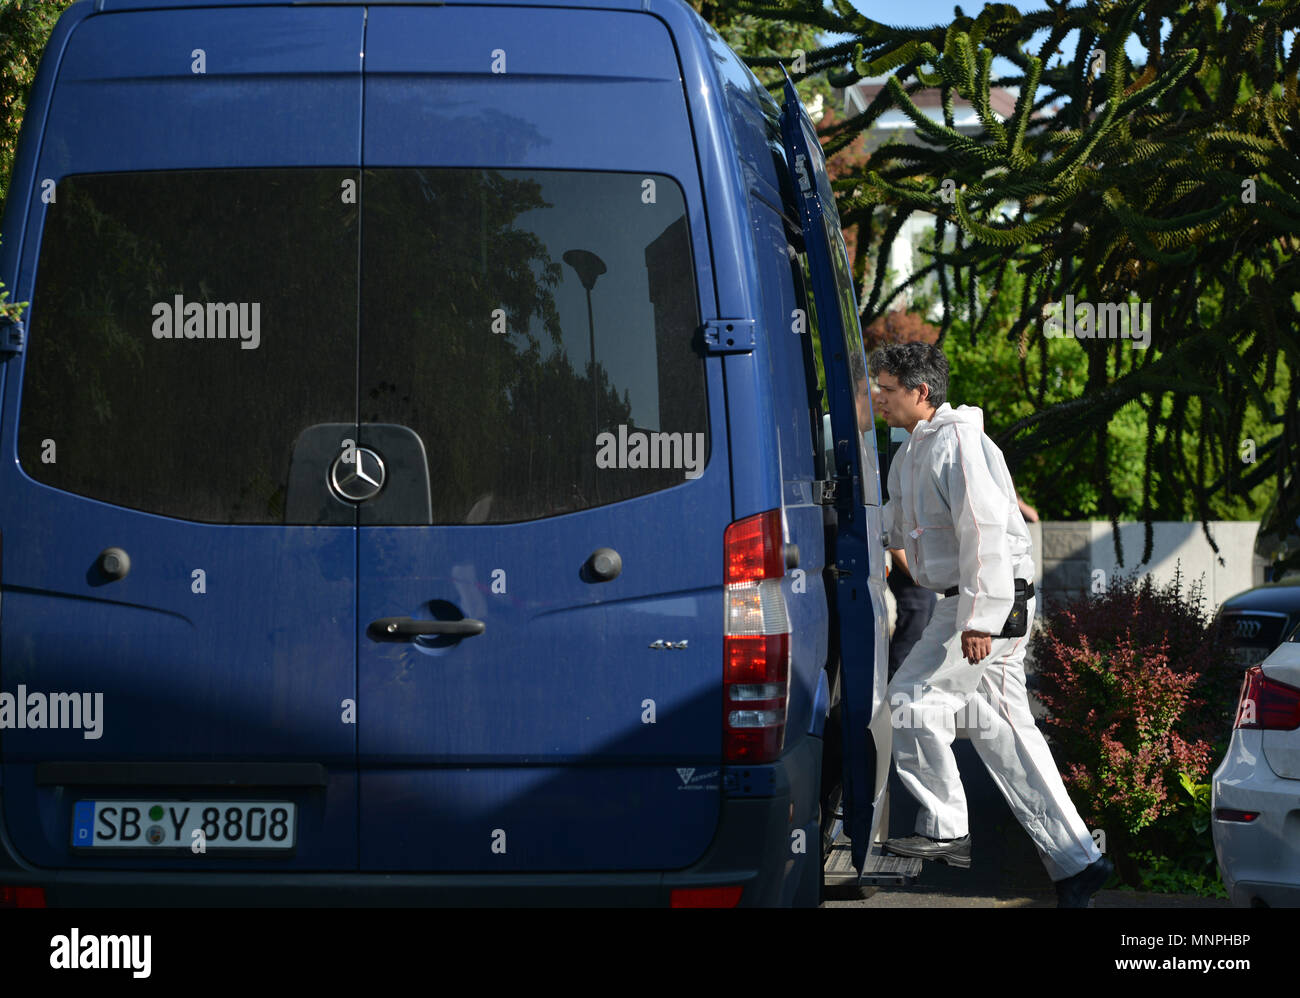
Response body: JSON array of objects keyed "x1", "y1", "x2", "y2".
[
  {"x1": 779, "y1": 79, "x2": 891, "y2": 872},
  {"x1": 354, "y1": 6, "x2": 732, "y2": 871},
  {"x1": 0, "y1": 5, "x2": 365, "y2": 871}
]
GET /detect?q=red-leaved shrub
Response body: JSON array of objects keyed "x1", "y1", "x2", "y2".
[{"x1": 1030, "y1": 566, "x2": 1240, "y2": 887}]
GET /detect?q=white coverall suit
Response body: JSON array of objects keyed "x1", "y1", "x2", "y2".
[{"x1": 883, "y1": 403, "x2": 1102, "y2": 881}]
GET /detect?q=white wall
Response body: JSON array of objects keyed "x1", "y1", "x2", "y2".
[{"x1": 1030, "y1": 520, "x2": 1260, "y2": 616}]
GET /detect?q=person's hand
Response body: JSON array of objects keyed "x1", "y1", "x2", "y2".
[
  {"x1": 1015, "y1": 492, "x2": 1039, "y2": 522},
  {"x1": 961, "y1": 630, "x2": 991, "y2": 664}
]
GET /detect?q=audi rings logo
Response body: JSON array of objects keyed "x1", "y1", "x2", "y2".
[
  {"x1": 330, "y1": 447, "x2": 386, "y2": 503},
  {"x1": 1234, "y1": 618, "x2": 1263, "y2": 640}
]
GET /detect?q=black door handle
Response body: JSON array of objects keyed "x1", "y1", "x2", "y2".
[{"x1": 369, "y1": 616, "x2": 486, "y2": 640}]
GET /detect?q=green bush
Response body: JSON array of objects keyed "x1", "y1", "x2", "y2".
[{"x1": 0, "y1": 238, "x2": 23, "y2": 324}]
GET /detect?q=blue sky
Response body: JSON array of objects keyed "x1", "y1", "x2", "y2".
[
  {"x1": 849, "y1": 0, "x2": 1054, "y2": 29},
  {"x1": 834, "y1": 0, "x2": 1159, "y2": 80}
]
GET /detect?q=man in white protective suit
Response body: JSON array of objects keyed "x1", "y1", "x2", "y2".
[{"x1": 868, "y1": 342, "x2": 1113, "y2": 908}]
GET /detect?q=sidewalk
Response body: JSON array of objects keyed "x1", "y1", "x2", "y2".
[{"x1": 824, "y1": 737, "x2": 1230, "y2": 909}]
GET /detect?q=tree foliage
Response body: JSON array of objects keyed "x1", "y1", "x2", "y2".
[
  {"x1": 1, "y1": 0, "x2": 71, "y2": 212},
  {"x1": 727, "y1": 0, "x2": 1300, "y2": 564},
  {"x1": 916, "y1": 245, "x2": 1291, "y2": 520},
  {"x1": 1, "y1": 0, "x2": 73, "y2": 324},
  {"x1": 687, "y1": 0, "x2": 833, "y2": 106}
]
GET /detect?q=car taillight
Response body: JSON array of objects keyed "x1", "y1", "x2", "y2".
[
  {"x1": 724, "y1": 510, "x2": 791, "y2": 763},
  {"x1": 1235, "y1": 666, "x2": 1300, "y2": 730}
]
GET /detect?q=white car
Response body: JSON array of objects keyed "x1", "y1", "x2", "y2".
[{"x1": 1212, "y1": 620, "x2": 1300, "y2": 906}]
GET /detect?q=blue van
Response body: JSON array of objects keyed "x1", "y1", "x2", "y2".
[{"x1": 0, "y1": 0, "x2": 899, "y2": 907}]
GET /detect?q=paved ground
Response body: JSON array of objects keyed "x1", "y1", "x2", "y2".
[{"x1": 824, "y1": 736, "x2": 1230, "y2": 909}]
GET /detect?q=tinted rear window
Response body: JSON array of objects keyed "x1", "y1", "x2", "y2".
[
  {"x1": 19, "y1": 169, "x2": 358, "y2": 523},
  {"x1": 19, "y1": 168, "x2": 707, "y2": 524},
  {"x1": 361, "y1": 169, "x2": 708, "y2": 524}
]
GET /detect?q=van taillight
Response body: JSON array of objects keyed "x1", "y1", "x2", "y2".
[
  {"x1": 0, "y1": 886, "x2": 46, "y2": 908},
  {"x1": 1235, "y1": 666, "x2": 1300, "y2": 730},
  {"x1": 724, "y1": 510, "x2": 791, "y2": 763},
  {"x1": 670, "y1": 886, "x2": 744, "y2": 907}
]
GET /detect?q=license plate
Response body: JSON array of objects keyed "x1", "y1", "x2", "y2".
[
  {"x1": 1229, "y1": 646, "x2": 1272, "y2": 666},
  {"x1": 72, "y1": 800, "x2": 297, "y2": 851}
]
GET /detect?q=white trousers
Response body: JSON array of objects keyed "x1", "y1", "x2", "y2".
[{"x1": 887, "y1": 595, "x2": 1102, "y2": 881}]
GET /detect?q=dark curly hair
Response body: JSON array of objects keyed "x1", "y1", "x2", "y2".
[{"x1": 867, "y1": 342, "x2": 948, "y2": 409}]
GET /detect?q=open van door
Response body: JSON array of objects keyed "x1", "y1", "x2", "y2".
[{"x1": 779, "y1": 78, "x2": 905, "y2": 883}]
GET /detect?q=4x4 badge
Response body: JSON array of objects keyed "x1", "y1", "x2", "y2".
[{"x1": 330, "y1": 447, "x2": 386, "y2": 503}]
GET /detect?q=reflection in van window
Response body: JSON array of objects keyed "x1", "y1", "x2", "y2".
[
  {"x1": 18, "y1": 169, "x2": 708, "y2": 525},
  {"x1": 19, "y1": 170, "x2": 358, "y2": 523},
  {"x1": 361, "y1": 169, "x2": 708, "y2": 524}
]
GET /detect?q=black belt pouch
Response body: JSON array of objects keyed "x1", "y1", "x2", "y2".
[{"x1": 998, "y1": 579, "x2": 1030, "y2": 638}]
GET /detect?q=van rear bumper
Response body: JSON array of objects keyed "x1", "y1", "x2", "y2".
[{"x1": 0, "y1": 737, "x2": 822, "y2": 907}]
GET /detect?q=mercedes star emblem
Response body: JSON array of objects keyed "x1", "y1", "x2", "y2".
[{"x1": 330, "y1": 447, "x2": 386, "y2": 503}]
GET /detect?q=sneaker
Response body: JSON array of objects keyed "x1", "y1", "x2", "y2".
[
  {"x1": 1055, "y1": 856, "x2": 1114, "y2": 907},
  {"x1": 883, "y1": 833, "x2": 972, "y2": 868}
]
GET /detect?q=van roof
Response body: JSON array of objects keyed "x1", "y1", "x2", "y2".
[{"x1": 94, "y1": 0, "x2": 651, "y2": 11}]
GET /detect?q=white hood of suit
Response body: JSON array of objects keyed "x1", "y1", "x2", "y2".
[{"x1": 883, "y1": 403, "x2": 1035, "y2": 634}]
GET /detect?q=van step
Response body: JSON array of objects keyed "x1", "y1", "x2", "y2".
[{"x1": 823, "y1": 838, "x2": 923, "y2": 887}]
